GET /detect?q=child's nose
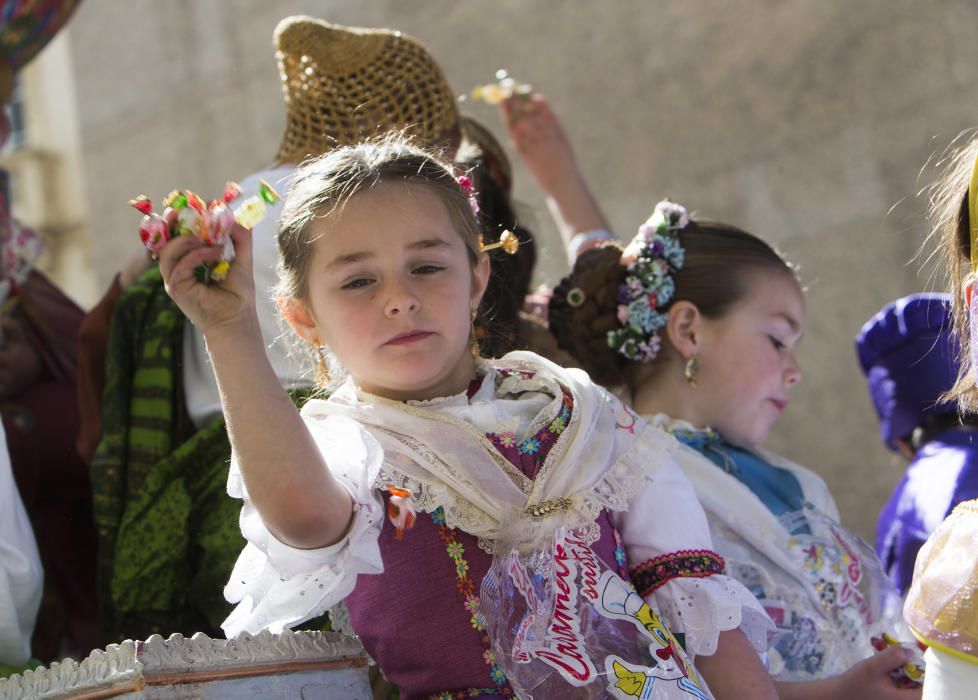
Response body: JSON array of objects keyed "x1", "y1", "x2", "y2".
[
  {"x1": 784, "y1": 353, "x2": 802, "y2": 387},
  {"x1": 384, "y1": 283, "x2": 420, "y2": 317}
]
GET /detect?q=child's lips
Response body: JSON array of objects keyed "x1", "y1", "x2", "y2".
[
  {"x1": 769, "y1": 398, "x2": 788, "y2": 413},
  {"x1": 384, "y1": 330, "x2": 433, "y2": 346}
]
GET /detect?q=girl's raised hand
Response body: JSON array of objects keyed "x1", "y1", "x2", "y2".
[
  {"x1": 500, "y1": 92, "x2": 577, "y2": 193},
  {"x1": 158, "y1": 223, "x2": 257, "y2": 336}
]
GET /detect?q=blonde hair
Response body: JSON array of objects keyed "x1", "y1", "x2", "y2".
[
  {"x1": 276, "y1": 135, "x2": 483, "y2": 387},
  {"x1": 929, "y1": 133, "x2": 978, "y2": 412}
]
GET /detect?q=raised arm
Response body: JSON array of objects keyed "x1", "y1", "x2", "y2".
[
  {"x1": 500, "y1": 92, "x2": 613, "y2": 259},
  {"x1": 158, "y1": 225, "x2": 353, "y2": 549}
]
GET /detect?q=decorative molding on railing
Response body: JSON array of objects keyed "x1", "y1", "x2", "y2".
[
  {"x1": 0, "y1": 641, "x2": 141, "y2": 700},
  {"x1": 0, "y1": 630, "x2": 367, "y2": 699}
]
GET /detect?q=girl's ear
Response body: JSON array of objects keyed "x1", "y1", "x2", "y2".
[
  {"x1": 665, "y1": 300, "x2": 702, "y2": 359},
  {"x1": 469, "y1": 253, "x2": 491, "y2": 313},
  {"x1": 279, "y1": 297, "x2": 321, "y2": 345}
]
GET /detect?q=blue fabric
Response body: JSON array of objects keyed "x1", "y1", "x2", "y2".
[
  {"x1": 875, "y1": 429, "x2": 978, "y2": 595},
  {"x1": 674, "y1": 429, "x2": 807, "y2": 521}
]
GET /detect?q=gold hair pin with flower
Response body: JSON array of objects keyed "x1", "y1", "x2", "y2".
[{"x1": 480, "y1": 230, "x2": 520, "y2": 255}]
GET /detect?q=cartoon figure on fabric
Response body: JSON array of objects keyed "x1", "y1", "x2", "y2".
[{"x1": 597, "y1": 571, "x2": 710, "y2": 698}]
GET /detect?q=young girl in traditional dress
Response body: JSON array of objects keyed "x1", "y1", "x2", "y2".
[
  {"x1": 547, "y1": 201, "x2": 922, "y2": 700},
  {"x1": 900, "y1": 135, "x2": 978, "y2": 698},
  {"x1": 156, "y1": 138, "x2": 777, "y2": 699}
]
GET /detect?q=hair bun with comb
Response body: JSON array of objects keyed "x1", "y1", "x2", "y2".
[{"x1": 548, "y1": 244, "x2": 628, "y2": 386}]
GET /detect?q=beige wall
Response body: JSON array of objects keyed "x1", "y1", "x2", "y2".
[{"x1": 55, "y1": 0, "x2": 978, "y2": 540}]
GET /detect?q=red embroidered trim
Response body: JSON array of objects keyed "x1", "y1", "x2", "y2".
[{"x1": 629, "y1": 549, "x2": 725, "y2": 597}]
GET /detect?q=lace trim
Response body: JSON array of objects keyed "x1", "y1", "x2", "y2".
[
  {"x1": 374, "y1": 423, "x2": 677, "y2": 554},
  {"x1": 630, "y1": 549, "x2": 726, "y2": 597}
]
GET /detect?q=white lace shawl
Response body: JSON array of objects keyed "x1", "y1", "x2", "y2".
[{"x1": 312, "y1": 352, "x2": 677, "y2": 551}]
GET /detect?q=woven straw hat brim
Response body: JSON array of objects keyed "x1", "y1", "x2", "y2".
[{"x1": 274, "y1": 16, "x2": 461, "y2": 164}]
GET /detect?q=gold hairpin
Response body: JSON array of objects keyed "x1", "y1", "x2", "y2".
[{"x1": 480, "y1": 229, "x2": 520, "y2": 255}]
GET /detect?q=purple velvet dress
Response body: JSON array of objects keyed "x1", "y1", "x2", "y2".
[
  {"x1": 876, "y1": 429, "x2": 978, "y2": 595},
  {"x1": 344, "y1": 389, "x2": 629, "y2": 698}
]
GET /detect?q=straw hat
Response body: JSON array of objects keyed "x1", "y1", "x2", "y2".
[{"x1": 273, "y1": 16, "x2": 461, "y2": 165}]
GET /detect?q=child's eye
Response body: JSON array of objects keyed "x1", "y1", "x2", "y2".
[
  {"x1": 342, "y1": 278, "x2": 373, "y2": 290},
  {"x1": 413, "y1": 264, "x2": 445, "y2": 275},
  {"x1": 769, "y1": 335, "x2": 785, "y2": 350}
]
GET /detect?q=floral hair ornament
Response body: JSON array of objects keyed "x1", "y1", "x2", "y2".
[
  {"x1": 607, "y1": 199, "x2": 689, "y2": 362},
  {"x1": 456, "y1": 174, "x2": 479, "y2": 216},
  {"x1": 129, "y1": 180, "x2": 280, "y2": 282}
]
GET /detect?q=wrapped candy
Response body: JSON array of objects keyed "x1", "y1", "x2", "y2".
[
  {"x1": 130, "y1": 179, "x2": 280, "y2": 282},
  {"x1": 870, "y1": 633, "x2": 925, "y2": 689},
  {"x1": 467, "y1": 69, "x2": 532, "y2": 105},
  {"x1": 233, "y1": 180, "x2": 280, "y2": 230}
]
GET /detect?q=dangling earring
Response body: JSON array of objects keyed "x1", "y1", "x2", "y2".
[
  {"x1": 314, "y1": 343, "x2": 331, "y2": 387},
  {"x1": 684, "y1": 355, "x2": 699, "y2": 388},
  {"x1": 469, "y1": 309, "x2": 482, "y2": 359}
]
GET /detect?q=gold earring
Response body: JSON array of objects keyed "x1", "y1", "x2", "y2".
[
  {"x1": 315, "y1": 343, "x2": 331, "y2": 387},
  {"x1": 469, "y1": 309, "x2": 482, "y2": 359},
  {"x1": 684, "y1": 356, "x2": 699, "y2": 388}
]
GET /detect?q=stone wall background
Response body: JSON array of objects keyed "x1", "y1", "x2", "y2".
[{"x1": 60, "y1": 0, "x2": 978, "y2": 540}]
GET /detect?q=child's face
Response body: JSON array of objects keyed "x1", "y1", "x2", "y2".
[
  {"x1": 689, "y1": 272, "x2": 805, "y2": 448},
  {"x1": 288, "y1": 181, "x2": 489, "y2": 402}
]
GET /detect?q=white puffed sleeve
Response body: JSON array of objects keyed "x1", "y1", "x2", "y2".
[
  {"x1": 222, "y1": 413, "x2": 385, "y2": 637},
  {"x1": 613, "y1": 449, "x2": 774, "y2": 660}
]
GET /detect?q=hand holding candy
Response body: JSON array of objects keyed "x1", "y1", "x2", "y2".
[
  {"x1": 130, "y1": 179, "x2": 280, "y2": 282},
  {"x1": 870, "y1": 634, "x2": 925, "y2": 690},
  {"x1": 828, "y1": 643, "x2": 923, "y2": 699},
  {"x1": 158, "y1": 221, "x2": 257, "y2": 337}
]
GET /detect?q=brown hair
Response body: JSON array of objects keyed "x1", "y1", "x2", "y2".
[
  {"x1": 929, "y1": 134, "x2": 978, "y2": 412},
  {"x1": 456, "y1": 120, "x2": 537, "y2": 358},
  {"x1": 277, "y1": 135, "x2": 482, "y2": 304},
  {"x1": 548, "y1": 219, "x2": 794, "y2": 387}
]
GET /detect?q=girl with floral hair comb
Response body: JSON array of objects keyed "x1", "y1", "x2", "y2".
[{"x1": 548, "y1": 201, "x2": 923, "y2": 699}]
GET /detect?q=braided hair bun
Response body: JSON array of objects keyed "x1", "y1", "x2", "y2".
[{"x1": 548, "y1": 243, "x2": 628, "y2": 386}]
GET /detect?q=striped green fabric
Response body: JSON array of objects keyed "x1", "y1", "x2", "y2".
[{"x1": 91, "y1": 268, "x2": 322, "y2": 641}]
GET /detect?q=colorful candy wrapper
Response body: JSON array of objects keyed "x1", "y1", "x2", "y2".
[
  {"x1": 386, "y1": 486, "x2": 417, "y2": 540},
  {"x1": 870, "y1": 633, "x2": 925, "y2": 689},
  {"x1": 481, "y1": 524, "x2": 714, "y2": 698},
  {"x1": 233, "y1": 179, "x2": 280, "y2": 230},
  {"x1": 467, "y1": 69, "x2": 532, "y2": 105},
  {"x1": 130, "y1": 180, "x2": 280, "y2": 282}
]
